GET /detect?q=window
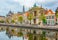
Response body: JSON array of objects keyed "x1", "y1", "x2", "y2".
[
  {"x1": 52, "y1": 16, "x2": 54, "y2": 19},
  {"x1": 49, "y1": 16, "x2": 51, "y2": 19},
  {"x1": 51, "y1": 20, "x2": 54, "y2": 25},
  {"x1": 34, "y1": 19, "x2": 36, "y2": 24},
  {"x1": 48, "y1": 20, "x2": 50, "y2": 24},
  {"x1": 46, "y1": 16, "x2": 51, "y2": 19},
  {"x1": 46, "y1": 16, "x2": 48, "y2": 19}
]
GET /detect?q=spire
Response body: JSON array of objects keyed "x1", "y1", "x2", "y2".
[
  {"x1": 55, "y1": 7, "x2": 58, "y2": 15},
  {"x1": 56, "y1": 7, "x2": 58, "y2": 11},
  {"x1": 33, "y1": 3, "x2": 37, "y2": 7},
  {"x1": 23, "y1": 5, "x2": 25, "y2": 13},
  {"x1": 55, "y1": 7, "x2": 58, "y2": 12},
  {"x1": 9, "y1": 10, "x2": 13, "y2": 14},
  {"x1": 41, "y1": 4, "x2": 42, "y2": 8},
  {"x1": 9, "y1": 10, "x2": 12, "y2": 14}
]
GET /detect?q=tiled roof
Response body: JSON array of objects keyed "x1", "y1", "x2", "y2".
[
  {"x1": 25, "y1": 12, "x2": 29, "y2": 16},
  {"x1": 17, "y1": 14, "x2": 21, "y2": 16},
  {"x1": 45, "y1": 9, "x2": 54, "y2": 15},
  {"x1": 0, "y1": 16, "x2": 5, "y2": 17}
]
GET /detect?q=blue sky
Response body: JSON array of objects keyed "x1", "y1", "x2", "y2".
[{"x1": 0, "y1": 0, "x2": 58, "y2": 16}]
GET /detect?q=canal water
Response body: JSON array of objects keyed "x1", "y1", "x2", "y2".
[{"x1": 0, "y1": 31, "x2": 27, "y2": 40}]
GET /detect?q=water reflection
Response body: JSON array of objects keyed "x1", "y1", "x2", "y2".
[
  {"x1": 0, "y1": 31, "x2": 24, "y2": 40},
  {"x1": 6, "y1": 31, "x2": 12, "y2": 39}
]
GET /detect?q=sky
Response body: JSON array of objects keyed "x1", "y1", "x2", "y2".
[{"x1": 0, "y1": 0, "x2": 58, "y2": 16}]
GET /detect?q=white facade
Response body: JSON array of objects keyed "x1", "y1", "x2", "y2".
[{"x1": 45, "y1": 10, "x2": 55, "y2": 26}]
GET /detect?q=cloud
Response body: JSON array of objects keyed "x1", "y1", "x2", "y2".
[
  {"x1": 36, "y1": 0, "x2": 57, "y2": 3},
  {"x1": 13, "y1": 0, "x2": 58, "y2": 7},
  {"x1": 0, "y1": 0, "x2": 58, "y2": 16}
]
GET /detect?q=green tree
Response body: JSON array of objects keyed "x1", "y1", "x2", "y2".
[
  {"x1": 0, "y1": 20, "x2": 4, "y2": 23},
  {"x1": 18, "y1": 16, "x2": 23, "y2": 24},
  {"x1": 28, "y1": 33, "x2": 33, "y2": 40},
  {"x1": 55, "y1": 7, "x2": 58, "y2": 40},
  {"x1": 39, "y1": 31, "x2": 47, "y2": 40},
  {"x1": 55, "y1": 7, "x2": 58, "y2": 25},
  {"x1": 39, "y1": 14, "x2": 47, "y2": 25},
  {"x1": 6, "y1": 27, "x2": 9, "y2": 32},
  {"x1": 11, "y1": 19, "x2": 15, "y2": 23},
  {"x1": 27, "y1": 13, "x2": 33, "y2": 24},
  {"x1": 11, "y1": 29, "x2": 15, "y2": 33},
  {"x1": 56, "y1": 13, "x2": 58, "y2": 18},
  {"x1": 33, "y1": 31, "x2": 37, "y2": 40},
  {"x1": 55, "y1": 7, "x2": 58, "y2": 18},
  {"x1": 42, "y1": 19, "x2": 47, "y2": 25},
  {"x1": 6, "y1": 19, "x2": 9, "y2": 23},
  {"x1": 17, "y1": 31, "x2": 23, "y2": 37}
]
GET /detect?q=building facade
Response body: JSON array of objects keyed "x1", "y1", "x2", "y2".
[
  {"x1": 45, "y1": 10, "x2": 55, "y2": 25},
  {"x1": 0, "y1": 16, "x2": 6, "y2": 23},
  {"x1": 28, "y1": 4, "x2": 46, "y2": 25},
  {"x1": 5, "y1": 4, "x2": 57, "y2": 26}
]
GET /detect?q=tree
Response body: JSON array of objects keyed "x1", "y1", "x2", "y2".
[
  {"x1": 28, "y1": 33, "x2": 33, "y2": 40},
  {"x1": 39, "y1": 31, "x2": 47, "y2": 40},
  {"x1": 17, "y1": 31, "x2": 23, "y2": 37},
  {"x1": 1, "y1": 27, "x2": 3, "y2": 30},
  {"x1": 55, "y1": 7, "x2": 58, "y2": 17},
  {"x1": 27, "y1": 13, "x2": 33, "y2": 24},
  {"x1": 6, "y1": 28, "x2": 12, "y2": 39},
  {"x1": 6, "y1": 19, "x2": 9, "y2": 23},
  {"x1": 0, "y1": 20, "x2": 4, "y2": 23},
  {"x1": 42, "y1": 19, "x2": 47, "y2": 25},
  {"x1": 11, "y1": 29, "x2": 15, "y2": 33},
  {"x1": 55, "y1": 7, "x2": 58, "y2": 24},
  {"x1": 18, "y1": 16, "x2": 23, "y2": 24},
  {"x1": 11, "y1": 19, "x2": 15, "y2": 23},
  {"x1": 39, "y1": 14, "x2": 47, "y2": 25},
  {"x1": 33, "y1": 31, "x2": 37, "y2": 40},
  {"x1": 6, "y1": 27, "x2": 9, "y2": 32},
  {"x1": 17, "y1": 30, "x2": 24, "y2": 40},
  {"x1": 55, "y1": 7, "x2": 58, "y2": 40}
]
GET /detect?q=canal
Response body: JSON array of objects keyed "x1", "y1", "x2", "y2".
[
  {"x1": 0, "y1": 26, "x2": 58, "y2": 40},
  {"x1": 0, "y1": 31, "x2": 26, "y2": 40}
]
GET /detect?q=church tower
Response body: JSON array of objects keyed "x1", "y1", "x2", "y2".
[
  {"x1": 23, "y1": 5, "x2": 25, "y2": 13},
  {"x1": 33, "y1": 3, "x2": 37, "y2": 7}
]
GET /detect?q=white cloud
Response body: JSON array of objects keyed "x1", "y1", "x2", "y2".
[
  {"x1": 13, "y1": 0, "x2": 58, "y2": 7},
  {"x1": 0, "y1": 0, "x2": 58, "y2": 16},
  {"x1": 14, "y1": 0, "x2": 35, "y2": 7}
]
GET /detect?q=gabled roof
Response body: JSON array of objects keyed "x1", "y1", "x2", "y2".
[
  {"x1": 0, "y1": 16, "x2": 5, "y2": 17},
  {"x1": 45, "y1": 9, "x2": 54, "y2": 15}
]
